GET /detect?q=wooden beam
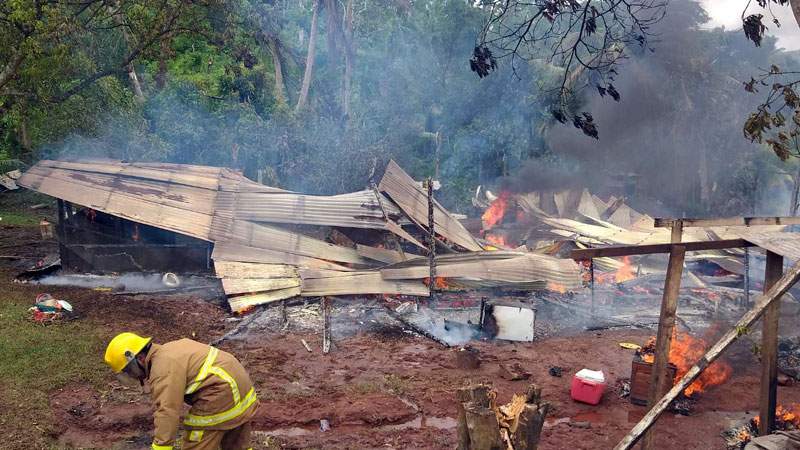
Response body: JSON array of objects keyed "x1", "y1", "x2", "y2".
[
  {"x1": 613, "y1": 258, "x2": 800, "y2": 450},
  {"x1": 570, "y1": 239, "x2": 754, "y2": 260},
  {"x1": 654, "y1": 217, "x2": 800, "y2": 228},
  {"x1": 759, "y1": 251, "x2": 784, "y2": 435},
  {"x1": 641, "y1": 245, "x2": 685, "y2": 450},
  {"x1": 670, "y1": 220, "x2": 683, "y2": 243}
]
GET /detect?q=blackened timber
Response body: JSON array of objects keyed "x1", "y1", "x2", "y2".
[{"x1": 570, "y1": 239, "x2": 754, "y2": 260}]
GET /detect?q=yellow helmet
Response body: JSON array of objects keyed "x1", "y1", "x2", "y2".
[{"x1": 104, "y1": 332, "x2": 151, "y2": 373}]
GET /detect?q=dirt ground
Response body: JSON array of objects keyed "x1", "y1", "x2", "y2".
[{"x1": 3, "y1": 213, "x2": 800, "y2": 450}]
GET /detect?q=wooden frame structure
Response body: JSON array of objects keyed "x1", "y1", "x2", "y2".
[{"x1": 571, "y1": 217, "x2": 800, "y2": 449}]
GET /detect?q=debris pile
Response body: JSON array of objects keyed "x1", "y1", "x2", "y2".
[{"x1": 18, "y1": 159, "x2": 583, "y2": 313}]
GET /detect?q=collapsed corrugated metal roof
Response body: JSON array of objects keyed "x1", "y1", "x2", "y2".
[{"x1": 19, "y1": 158, "x2": 584, "y2": 312}]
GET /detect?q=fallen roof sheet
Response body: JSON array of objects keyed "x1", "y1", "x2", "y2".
[{"x1": 379, "y1": 160, "x2": 483, "y2": 251}]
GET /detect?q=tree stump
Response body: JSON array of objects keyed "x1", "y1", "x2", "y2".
[{"x1": 456, "y1": 383, "x2": 549, "y2": 450}]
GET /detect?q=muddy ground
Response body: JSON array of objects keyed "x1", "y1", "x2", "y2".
[{"x1": 3, "y1": 220, "x2": 800, "y2": 450}]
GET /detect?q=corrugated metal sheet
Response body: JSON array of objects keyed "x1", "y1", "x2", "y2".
[
  {"x1": 741, "y1": 232, "x2": 800, "y2": 260},
  {"x1": 235, "y1": 190, "x2": 403, "y2": 229},
  {"x1": 379, "y1": 160, "x2": 483, "y2": 251},
  {"x1": 380, "y1": 252, "x2": 584, "y2": 291},
  {"x1": 18, "y1": 161, "x2": 215, "y2": 240},
  {"x1": 299, "y1": 270, "x2": 430, "y2": 297}
]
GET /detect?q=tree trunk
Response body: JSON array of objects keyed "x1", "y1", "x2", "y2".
[
  {"x1": 296, "y1": 0, "x2": 322, "y2": 112},
  {"x1": 128, "y1": 66, "x2": 145, "y2": 102},
  {"x1": 272, "y1": 40, "x2": 286, "y2": 104},
  {"x1": 343, "y1": 0, "x2": 354, "y2": 120},
  {"x1": 19, "y1": 118, "x2": 31, "y2": 152},
  {"x1": 0, "y1": 48, "x2": 26, "y2": 91},
  {"x1": 155, "y1": 37, "x2": 169, "y2": 91}
]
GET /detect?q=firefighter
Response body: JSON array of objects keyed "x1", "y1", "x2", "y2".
[{"x1": 104, "y1": 332, "x2": 259, "y2": 450}]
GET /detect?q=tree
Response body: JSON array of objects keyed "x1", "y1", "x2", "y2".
[
  {"x1": 297, "y1": 0, "x2": 322, "y2": 111},
  {"x1": 472, "y1": 0, "x2": 667, "y2": 137}
]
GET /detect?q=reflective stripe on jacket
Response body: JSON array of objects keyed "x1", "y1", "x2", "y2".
[{"x1": 144, "y1": 339, "x2": 259, "y2": 450}]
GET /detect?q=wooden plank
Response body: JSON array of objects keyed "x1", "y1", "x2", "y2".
[
  {"x1": 759, "y1": 251, "x2": 784, "y2": 436},
  {"x1": 213, "y1": 261, "x2": 298, "y2": 279},
  {"x1": 613, "y1": 258, "x2": 800, "y2": 450},
  {"x1": 570, "y1": 239, "x2": 754, "y2": 259},
  {"x1": 221, "y1": 278, "x2": 299, "y2": 295},
  {"x1": 227, "y1": 287, "x2": 301, "y2": 312},
  {"x1": 654, "y1": 217, "x2": 800, "y2": 228},
  {"x1": 641, "y1": 245, "x2": 685, "y2": 450}
]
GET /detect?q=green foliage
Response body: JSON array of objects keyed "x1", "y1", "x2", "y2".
[{"x1": 2, "y1": 0, "x2": 800, "y2": 216}]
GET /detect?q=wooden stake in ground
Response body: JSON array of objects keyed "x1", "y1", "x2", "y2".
[
  {"x1": 322, "y1": 297, "x2": 331, "y2": 354},
  {"x1": 641, "y1": 245, "x2": 685, "y2": 450},
  {"x1": 426, "y1": 177, "x2": 436, "y2": 302},
  {"x1": 614, "y1": 258, "x2": 800, "y2": 450},
  {"x1": 760, "y1": 251, "x2": 784, "y2": 435}
]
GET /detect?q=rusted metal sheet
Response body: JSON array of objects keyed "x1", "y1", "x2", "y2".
[
  {"x1": 379, "y1": 160, "x2": 483, "y2": 251},
  {"x1": 19, "y1": 164, "x2": 214, "y2": 240},
  {"x1": 356, "y1": 244, "x2": 422, "y2": 264}
]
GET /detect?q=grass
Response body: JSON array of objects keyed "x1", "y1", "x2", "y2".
[
  {"x1": 0, "y1": 296, "x2": 108, "y2": 391},
  {"x1": 0, "y1": 283, "x2": 109, "y2": 450},
  {"x1": 0, "y1": 190, "x2": 56, "y2": 227}
]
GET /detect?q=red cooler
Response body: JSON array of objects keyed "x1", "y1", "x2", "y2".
[{"x1": 570, "y1": 369, "x2": 606, "y2": 405}]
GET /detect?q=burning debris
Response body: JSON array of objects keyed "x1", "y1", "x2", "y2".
[
  {"x1": 17, "y1": 159, "x2": 586, "y2": 314},
  {"x1": 636, "y1": 326, "x2": 732, "y2": 398}
]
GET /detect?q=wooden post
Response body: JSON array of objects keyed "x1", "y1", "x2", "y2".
[
  {"x1": 641, "y1": 245, "x2": 686, "y2": 450},
  {"x1": 744, "y1": 247, "x2": 751, "y2": 308},
  {"x1": 759, "y1": 251, "x2": 784, "y2": 435},
  {"x1": 590, "y1": 259, "x2": 595, "y2": 317},
  {"x1": 614, "y1": 258, "x2": 800, "y2": 450},
  {"x1": 427, "y1": 178, "x2": 436, "y2": 302},
  {"x1": 670, "y1": 220, "x2": 683, "y2": 243},
  {"x1": 322, "y1": 297, "x2": 331, "y2": 354}
]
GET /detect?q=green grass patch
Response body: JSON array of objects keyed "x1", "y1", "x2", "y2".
[
  {"x1": 0, "y1": 297, "x2": 108, "y2": 391},
  {"x1": 0, "y1": 191, "x2": 56, "y2": 227},
  {"x1": 0, "y1": 211, "x2": 42, "y2": 227}
]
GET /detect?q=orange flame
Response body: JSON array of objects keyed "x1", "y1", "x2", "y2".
[
  {"x1": 547, "y1": 282, "x2": 567, "y2": 294},
  {"x1": 423, "y1": 277, "x2": 450, "y2": 289},
  {"x1": 639, "y1": 327, "x2": 732, "y2": 397},
  {"x1": 754, "y1": 404, "x2": 800, "y2": 429},
  {"x1": 482, "y1": 191, "x2": 510, "y2": 229},
  {"x1": 485, "y1": 235, "x2": 508, "y2": 247},
  {"x1": 615, "y1": 256, "x2": 635, "y2": 283}
]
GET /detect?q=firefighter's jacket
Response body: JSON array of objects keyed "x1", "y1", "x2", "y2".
[{"x1": 144, "y1": 339, "x2": 259, "y2": 450}]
